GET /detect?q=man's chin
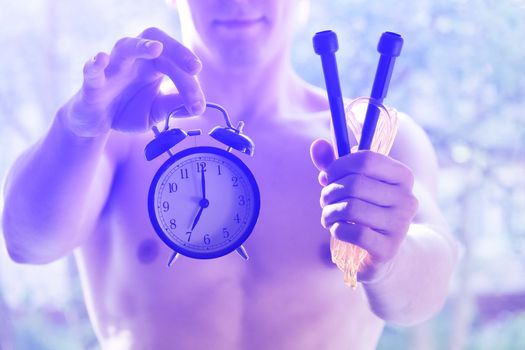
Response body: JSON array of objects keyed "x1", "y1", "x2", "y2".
[{"x1": 216, "y1": 46, "x2": 267, "y2": 70}]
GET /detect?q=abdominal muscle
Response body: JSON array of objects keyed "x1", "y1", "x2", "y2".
[{"x1": 73, "y1": 121, "x2": 384, "y2": 350}]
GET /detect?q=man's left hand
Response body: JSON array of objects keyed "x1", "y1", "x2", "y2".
[{"x1": 310, "y1": 139, "x2": 419, "y2": 283}]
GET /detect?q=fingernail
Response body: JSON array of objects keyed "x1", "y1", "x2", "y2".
[
  {"x1": 92, "y1": 54, "x2": 98, "y2": 63},
  {"x1": 186, "y1": 58, "x2": 202, "y2": 74},
  {"x1": 144, "y1": 40, "x2": 161, "y2": 51},
  {"x1": 190, "y1": 101, "x2": 204, "y2": 115}
]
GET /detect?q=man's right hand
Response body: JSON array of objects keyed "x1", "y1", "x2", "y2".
[{"x1": 62, "y1": 27, "x2": 205, "y2": 137}]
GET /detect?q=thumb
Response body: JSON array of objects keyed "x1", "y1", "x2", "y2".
[
  {"x1": 310, "y1": 138, "x2": 336, "y2": 170},
  {"x1": 310, "y1": 138, "x2": 336, "y2": 186},
  {"x1": 149, "y1": 93, "x2": 187, "y2": 125}
]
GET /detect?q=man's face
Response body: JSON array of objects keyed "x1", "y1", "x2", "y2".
[{"x1": 177, "y1": 0, "x2": 302, "y2": 69}]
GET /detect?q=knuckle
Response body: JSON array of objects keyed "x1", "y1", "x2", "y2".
[
  {"x1": 345, "y1": 174, "x2": 361, "y2": 196},
  {"x1": 391, "y1": 211, "x2": 408, "y2": 231},
  {"x1": 181, "y1": 53, "x2": 194, "y2": 63},
  {"x1": 83, "y1": 53, "x2": 104, "y2": 76},
  {"x1": 320, "y1": 211, "x2": 328, "y2": 229},
  {"x1": 321, "y1": 207, "x2": 330, "y2": 227},
  {"x1": 343, "y1": 198, "x2": 358, "y2": 217},
  {"x1": 397, "y1": 189, "x2": 418, "y2": 213},
  {"x1": 82, "y1": 59, "x2": 93, "y2": 75},
  {"x1": 331, "y1": 222, "x2": 345, "y2": 240},
  {"x1": 80, "y1": 85, "x2": 100, "y2": 103},
  {"x1": 363, "y1": 150, "x2": 376, "y2": 164},
  {"x1": 181, "y1": 53, "x2": 199, "y2": 67},
  {"x1": 341, "y1": 200, "x2": 352, "y2": 217},
  {"x1": 409, "y1": 194, "x2": 419, "y2": 213},
  {"x1": 320, "y1": 186, "x2": 330, "y2": 207},
  {"x1": 406, "y1": 170, "x2": 415, "y2": 189},
  {"x1": 141, "y1": 27, "x2": 162, "y2": 39},
  {"x1": 183, "y1": 90, "x2": 205, "y2": 107},
  {"x1": 391, "y1": 209, "x2": 412, "y2": 236},
  {"x1": 321, "y1": 183, "x2": 338, "y2": 205},
  {"x1": 355, "y1": 152, "x2": 373, "y2": 173},
  {"x1": 324, "y1": 203, "x2": 344, "y2": 228},
  {"x1": 113, "y1": 37, "x2": 133, "y2": 51},
  {"x1": 399, "y1": 164, "x2": 415, "y2": 188},
  {"x1": 399, "y1": 192, "x2": 418, "y2": 218}
]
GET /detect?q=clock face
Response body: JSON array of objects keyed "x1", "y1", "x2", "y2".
[{"x1": 148, "y1": 146, "x2": 260, "y2": 259}]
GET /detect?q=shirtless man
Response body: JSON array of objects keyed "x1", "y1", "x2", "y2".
[{"x1": 2, "y1": 0, "x2": 458, "y2": 349}]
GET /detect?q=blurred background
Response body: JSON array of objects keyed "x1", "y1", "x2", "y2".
[{"x1": 0, "y1": 0, "x2": 524, "y2": 349}]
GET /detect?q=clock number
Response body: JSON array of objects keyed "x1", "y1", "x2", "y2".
[
  {"x1": 238, "y1": 195, "x2": 245, "y2": 206},
  {"x1": 170, "y1": 219, "x2": 177, "y2": 229},
  {"x1": 222, "y1": 228, "x2": 230, "y2": 238},
  {"x1": 196, "y1": 162, "x2": 207, "y2": 173},
  {"x1": 162, "y1": 201, "x2": 169, "y2": 212},
  {"x1": 217, "y1": 165, "x2": 222, "y2": 175},
  {"x1": 180, "y1": 169, "x2": 189, "y2": 179},
  {"x1": 203, "y1": 234, "x2": 211, "y2": 245},
  {"x1": 234, "y1": 213, "x2": 240, "y2": 224},
  {"x1": 232, "y1": 176, "x2": 239, "y2": 187},
  {"x1": 186, "y1": 231, "x2": 192, "y2": 242},
  {"x1": 169, "y1": 182, "x2": 178, "y2": 193}
]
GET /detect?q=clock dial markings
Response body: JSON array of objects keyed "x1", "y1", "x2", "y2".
[{"x1": 150, "y1": 148, "x2": 259, "y2": 258}]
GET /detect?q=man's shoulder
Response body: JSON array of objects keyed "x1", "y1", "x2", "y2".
[
  {"x1": 302, "y1": 83, "x2": 330, "y2": 112},
  {"x1": 391, "y1": 111, "x2": 436, "y2": 160},
  {"x1": 390, "y1": 111, "x2": 439, "y2": 193}
]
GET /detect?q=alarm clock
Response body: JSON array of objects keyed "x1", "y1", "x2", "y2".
[{"x1": 145, "y1": 103, "x2": 261, "y2": 266}]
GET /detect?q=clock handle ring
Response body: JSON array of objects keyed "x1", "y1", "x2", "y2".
[{"x1": 163, "y1": 102, "x2": 236, "y2": 132}]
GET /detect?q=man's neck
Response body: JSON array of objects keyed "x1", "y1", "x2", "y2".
[{"x1": 195, "y1": 50, "x2": 308, "y2": 127}]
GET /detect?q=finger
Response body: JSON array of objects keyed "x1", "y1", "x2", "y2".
[
  {"x1": 318, "y1": 172, "x2": 329, "y2": 187},
  {"x1": 310, "y1": 138, "x2": 335, "y2": 171},
  {"x1": 321, "y1": 198, "x2": 392, "y2": 232},
  {"x1": 140, "y1": 27, "x2": 202, "y2": 75},
  {"x1": 105, "y1": 37, "x2": 164, "y2": 78},
  {"x1": 154, "y1": 56, "x2": 205, "y2": 115},
  {"x1": 81, "y1": 52, "x2": 111, "y2": 103},
  {"x1": 150, "y1": 93, "x2": 187, "y2": 124},
  {"x1": 111, "y1": 78, "x2": 164, "y2": 132},
  {"x1": 329, "y1": 222, "x2": 400, "y2": 263},
  {"x1": 311, "y1": 139, "x2": 335, "y2": 186},
  {"x1": 320, "y1": 173, "x2": 401, "y2": 208},
  {"x1": 325, "y1": 150, "x2": 414, "y2": 190},
  {"x1": 140, "y1": 27, "x2": 204, "y2": 114},
  {"x1": 82, "y1": 52, "x2": 110, "y2": 89}
]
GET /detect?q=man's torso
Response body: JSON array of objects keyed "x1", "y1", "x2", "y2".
[{"x1": 74, "y1": 112, "x2": 384, "y2": 350}]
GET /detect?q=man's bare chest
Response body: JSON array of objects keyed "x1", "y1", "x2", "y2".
[
  {"x1": 107, "y1": 132, "x2": 332, "y2": 274},
  {"x1": 77, "y1": 126, "x2": 383, "y2": 349}
]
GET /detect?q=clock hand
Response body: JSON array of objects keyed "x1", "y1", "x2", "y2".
[
  {"x1": 201, "y1": 164, "x2": 206, "y2": 200},
  {"x1": 189, "y1": 168, "x2": 210, "y2": 231},
  {"x1": 189, "y1": 206, "x2": 205, "y2": 231}
]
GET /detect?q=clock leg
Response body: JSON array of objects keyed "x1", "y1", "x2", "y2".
[
  {"x1": 236, "y1": 245, "x2": 249, "y2": 261},
  {"x1": 167, "y1": 251, "x2": 180, "y2": 267}
]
